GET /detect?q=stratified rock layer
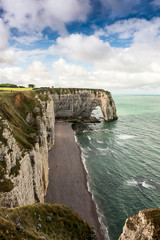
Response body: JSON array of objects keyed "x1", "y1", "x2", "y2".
[
  {"x1": 119, "y1": 208, "x2": 160, "y2": 240},
  {"x1": 52, "y1": 89, "x2": 117, "y2": 121},
  {"x1": 0, "y1": 93, "x2": 55, "y2": 207}
]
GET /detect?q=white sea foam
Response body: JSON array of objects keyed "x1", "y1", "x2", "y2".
[
  {"x1": 87, "y1": 136, "x2": 91, "y2": 141},
  {"x1": 73, "y1": 129, "x2": 110, "y2": 239},
  {"x1": 73, "y1": 132, "x2": 78, "y2": 143},
  {"x1": 126, "y1": 178, "x2": 155, "y2": 189},
  {"x1": 118, "y1": 134, "x2": 135, "y2": 140},
  {"x1": 80, "y1": 146, "x2": 110, "y2": 239},
  {"x1": 142, "y1": 181, "x2": 155, "y2": 189},
  {"x1": 97, "y1": 147, "x2": 106, "y2": 151},
  {"x1": 126, "y1": 179, "x2": 138, "y2": 186},
  {"x1": 97, "y1": 140, "x2": 103, "y2": 144}
]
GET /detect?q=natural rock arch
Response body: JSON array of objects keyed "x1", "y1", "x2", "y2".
[{"x1": 51, "y1": 89, "x2": 117, "y2": 122}]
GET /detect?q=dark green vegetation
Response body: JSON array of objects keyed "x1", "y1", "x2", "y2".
[
  {"x1": 0, "y1": 160, "x2": 14, "y2": 193},
  {"x1": 0, "y1": 84, "x2": 19, "y2": 88},
  {"x1": 0, "y1": 203, "x2": 96, "y2": 240},
  {"x1": 34, "y1": 87, "x2": 110, "y2": 96}
]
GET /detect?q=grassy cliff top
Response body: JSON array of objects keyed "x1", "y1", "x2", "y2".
[
  {"x1": 0, "y1": 91, "x2": 49, "y2": 150},
  {"x1": 34, "y1": 87, "x2": 110, "y2": 95},
  {"x1": 0, "y1": 87, "x2": 110, "y2": 96},
  {"x1": 0, "y1": 203, "x2": 96, "y2": 240}
]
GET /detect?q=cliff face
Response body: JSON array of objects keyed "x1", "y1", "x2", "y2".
[
  {"x1": 52, "y1": 89, "x2": 117, "y2": 121},
  {"x1": 119, "y1": 209, "x2": 160, "y2": 240},
  {"x1": 0, "y1": 92, "x2": 55, "y2": 207}
]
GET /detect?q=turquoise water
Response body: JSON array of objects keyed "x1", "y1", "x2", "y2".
[{"x1": 75, "y1": 95, "x2": 160, "y2": 240}]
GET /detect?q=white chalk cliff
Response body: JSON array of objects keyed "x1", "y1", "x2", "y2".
[
  {"x1": 0, "y1": 93, "x2": 55, "y2": 207},
  {"x1": 119, "y1": 208, "x2": 160, "y2": 240}
]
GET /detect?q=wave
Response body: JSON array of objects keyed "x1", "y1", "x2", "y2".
[
  {"x1": 126, "y1": 179, "x2": 138, "y2": 186},
  {"x1": 96, "y1": 147, "x2": 114, "y2": 156},
  {"x1": 118, "y1": 134, "x2": 135, "y2": 140},
  {"x1": 76, "y1": 140, "x2": 110, "y2": 239},
  {"x1": 73, "y1": 133, "x2": 78, "y2": 143},
  {"x1": 97, "y1": 140, "x2": 104, "y2": 144},
  {"x1": 126, "y1": 178, "x2": 155, "y2": 189},
  {"x1": 142, "y1": 181, "x2": 155, "y2": 189},
  {"x1": 87, "y1": 136, "x2": 91, "y2": 141},
  {"x1": 97, "y1": 147, "x2": 106, "y2": 151}
]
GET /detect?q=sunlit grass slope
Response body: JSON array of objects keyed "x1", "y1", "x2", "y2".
[{"x1": 0, "y1": 203, "x2": 96, "y2": 240}]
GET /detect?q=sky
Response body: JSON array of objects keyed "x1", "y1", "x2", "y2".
[{"x1": 0, "y1": 0, "x2": 160, "y2": 94}]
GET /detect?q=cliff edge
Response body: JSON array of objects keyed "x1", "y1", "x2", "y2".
[
  {"x1": 0, "y1": 91, "x2": 55, "y2": 207},
  {"x1": 119, "y1": 208, "x2": 160, "y2": 240}
]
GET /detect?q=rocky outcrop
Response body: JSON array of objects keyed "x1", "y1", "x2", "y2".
[
  {"x1": 52, "y1": 89, "x2": 117, "y2": 122},
  {"x1": 0, "y1": 93, "x2": 55, "y2": 207},
  {"x1": 119, "y1": 208, "x2": 160, "y2": 240}
]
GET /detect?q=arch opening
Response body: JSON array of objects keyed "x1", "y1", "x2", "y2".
[{"x1": 91, "y1": 106, "x2": 103, "y2": 121}]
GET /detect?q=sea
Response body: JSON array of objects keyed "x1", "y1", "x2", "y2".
[{"x1": 74, "y1": 95, "x2": 160, "y2": 240}]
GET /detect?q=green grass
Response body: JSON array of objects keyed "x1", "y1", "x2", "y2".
[
  {"x1": 0, "y1": 92, "x2": 43, "y2": 150},
  {"x1": 0, "y1": 203, "x2": 96, "y2": 240}
]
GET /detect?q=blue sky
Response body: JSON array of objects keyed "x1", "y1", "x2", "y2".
[{"x1": 0, "y1": 0, "x2": 160, "y2": 94}]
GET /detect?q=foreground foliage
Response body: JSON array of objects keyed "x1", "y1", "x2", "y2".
[{"x1": 0, "y1": 203, "x2": 96, "y2": 240}]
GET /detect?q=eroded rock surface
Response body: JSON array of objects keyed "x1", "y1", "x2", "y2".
[
  {"x1": 119, "y1": 208, "x2": 160, "y2": 240},
  {"x1": 0, "y1": 93, "x2": 55, "y2": 207},
  {"x1": 52, "y1": 89, "x2": 117, "y2": 121}
]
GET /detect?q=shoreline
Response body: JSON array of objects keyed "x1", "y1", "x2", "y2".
[
  {"x1": 45, "y1": 122, "x2": 105, "y2": 240},
  {"x1": 74, "y1": 132, "x2": 110, "y2": 240}
]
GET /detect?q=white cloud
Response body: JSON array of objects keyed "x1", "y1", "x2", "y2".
[
  {"x1": 105, "y1": 18, "x2": 160, "y2": 43},
  {"x1": 0, "y1": 49, "x2": 15, "y2": 65},
  {"x1": 0, "y1": 18, "x2": 17, "y2": 64},
  {"x1": 47, "y1": 22, "x2": 160, "y2": 94},
  {"x1": 152, "y1": 0, "x2": 160, "y2": 7},
  {"x1": 48, "y1": 27, "x2": 160, "y2": 74},
  {"x1": 52, "y1": 58, "x2": 90, "y2": 87},
  {"x1": 12, "y1": 34, "x2": 43, "y2": 46},
  {"x1": 51, "y1": 58, "x2": 160, "y2": 94},
  {"x1": 27, "y1": 61, "x2": 52, "y2": 80},
  {"x1": 1, "y1": 0, "x2": 91, "y2": 35},
  {"x1": 0, "y1": 18, "x2": 9, "y2": 50},
  {"x1": 0, "y1": 61, "x2": 54, "y2": 87},
  {"x1": 0, "y1": 57, "x2": 160, "y2": 94},
  {"x1": 49, "y1": 34, "x2": 112, "y2": 63}
]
